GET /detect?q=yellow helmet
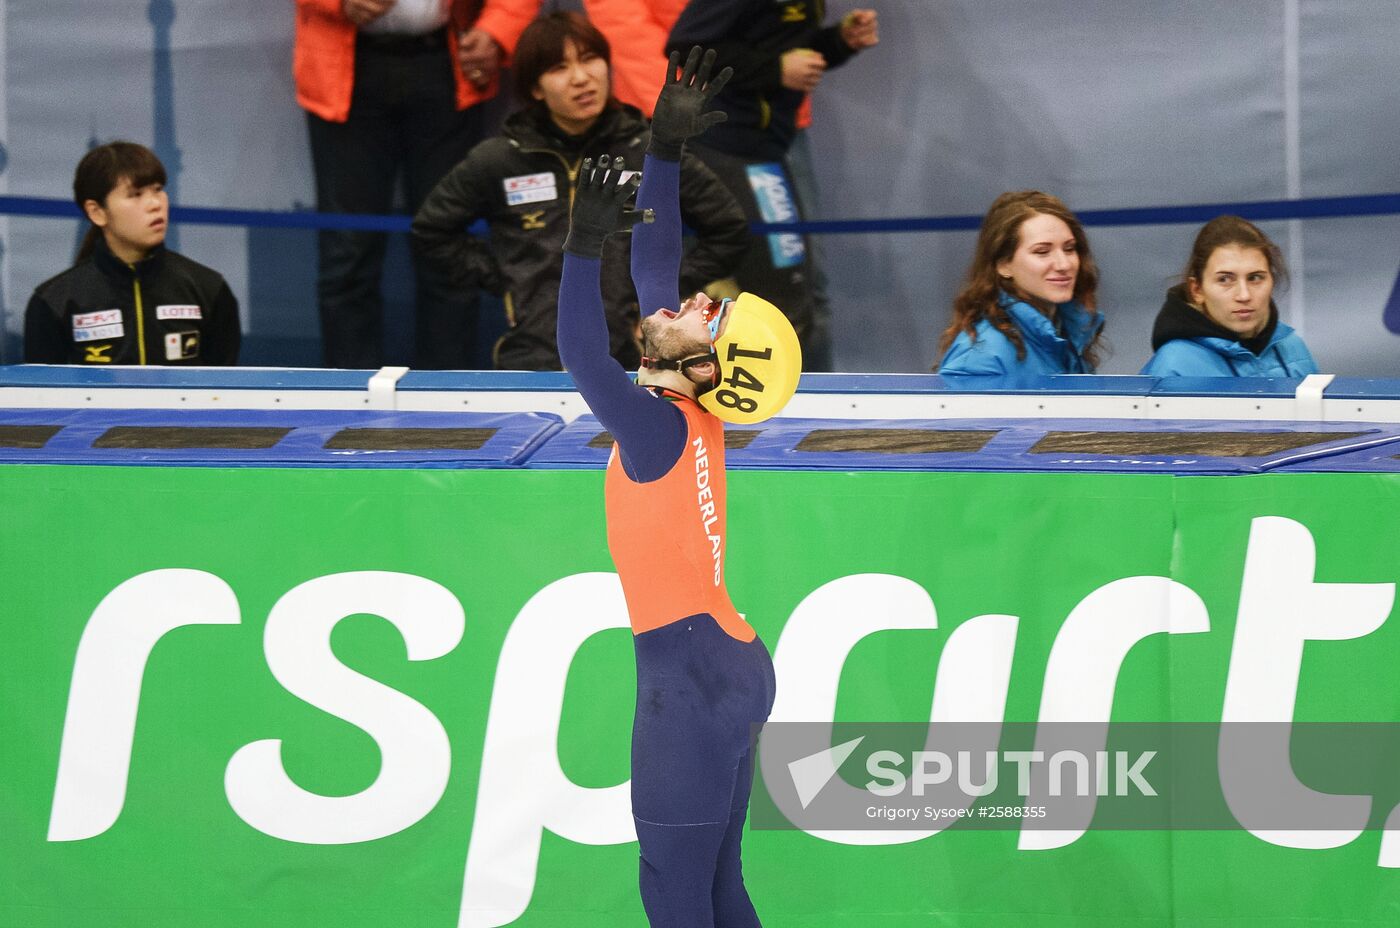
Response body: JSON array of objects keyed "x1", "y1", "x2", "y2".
[{"x1": 698, "y1": 292, "x2": 803, "y2": 424}]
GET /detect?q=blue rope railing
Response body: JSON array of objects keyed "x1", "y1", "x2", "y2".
[{"x1": 3, "y1": 191, "x2": 1398, "y2": 235}]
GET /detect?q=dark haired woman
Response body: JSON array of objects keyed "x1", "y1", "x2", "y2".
[
  {"x1": 1141, "y1": 215, "x2": 1317, "y2": 377},
  {"x1": 936, "y1": 190, "x2": 1104, "y2": 381},
  {"x1": 412, "y1": 11, "x2": 746, "y2": 371},
  {"x1": 24, "y1": 142, "x2": 239, "y2": 365}
]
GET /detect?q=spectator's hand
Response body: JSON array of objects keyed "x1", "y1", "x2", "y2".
[
  {"x1": 840, "y1": 9, "x2": 880, "y2": 50},
  {"x1": 563, "y1": 155, "x2": 653, "y2": 258},
  {"x1": 343, "y1": 0, "x2": 395, "y2": 27},
  {"x1": 780, "y1": 48, "x2": 826, "y2": 93},
  {"x1": 457, "y1": 28, "x2": 501, "y2": 89},
  {"x1": 648, "y1": 47, "x2": 733, "y2": 160}
]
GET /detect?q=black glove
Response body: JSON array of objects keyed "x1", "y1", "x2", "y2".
[
  {"x1": 563, "y1": 155, "x2": 653, "y2": 259},
  {"x1": 647, "y1": 46, "x2": 733, "y2": 161}
]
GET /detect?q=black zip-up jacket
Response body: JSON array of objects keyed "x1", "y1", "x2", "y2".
[
  {"x1": 1151, "y1": 284, "x2": 1280, "y2": 355},
  {"x1": 24, "y1": 237, "x2": 240, "y2": 366},
  {"x1": 667, "y1": 0, "x2": 857, "y2": 160},
  {"x1": 411, "y1": 104, "x2": 748, "y2": 371}
]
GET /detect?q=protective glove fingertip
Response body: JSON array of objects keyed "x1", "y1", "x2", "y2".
[
  {"x1": 682, "y1": 45, "x2": 701, "y2": 84},
  {"x1": 707, "y1": 67, "x2": 733, "y2": 98}
]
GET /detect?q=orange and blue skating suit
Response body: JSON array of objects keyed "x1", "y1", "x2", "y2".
[
  {"x1": 605, "y1": 390, "x2": 775, "y2": 928},
  {"x1": 557, "y1": 152, "x2": 775, "y2": 927},
  {"x1": 605, "y1": 390, "x2": 754, "y2": 641}
]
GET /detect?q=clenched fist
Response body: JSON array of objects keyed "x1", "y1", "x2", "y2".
[
  {"x1": 780, "y1": 48, "x2": 826, "y2": 93},
  {"x1": 457, "y1": 28, "x2": 501, "y2": 88},
  {"x1": 840, "y1": 9, "x2": 879, "y2": 50}
]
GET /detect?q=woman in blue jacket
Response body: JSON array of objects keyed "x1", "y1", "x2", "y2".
[
  {"x1": 1141, "y1": 215, "x2": 1317, "y2": 377},
  {"x1": 935, "y1": 190, "x2": 1104, "y2": 383}
]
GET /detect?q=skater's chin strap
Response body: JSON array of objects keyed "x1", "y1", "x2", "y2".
[{"x1": 640, "y1": 352, "x2": 720, "y2": 393}]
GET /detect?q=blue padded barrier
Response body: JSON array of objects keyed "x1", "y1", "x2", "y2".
[
  {"x1": 0, "y1": 408, "x2": 562, "y2": 468},
  {"x1": 0, "y1": 367, "x2": 1276, "y2": 398},
  {"x1": 934, "y1": 373, "x2": 1163, "y2": 395},
  {"x1": 794, "y1": 373, "x2": 952, "y2": 393},
  {"x1": 395, "y1": 370, "x2": 577, "y2": 393},
  {"x1": 1145, "y1": 376, "x2": 1308, "y2": 398},
  {"x1": 525, "y1": 415, "x2": 1400, "y2": 475},
  {"x1": 1033, "y1": 375, "x2": 1159, "y2": 395},
  {"x1": 795, "y1": 373, "x2": 1299, "y2": 398},
  {"x1": 1269, "y1": 437, "x2": 1400, "y2": 473},
  {"x1": 797, "y1": 373, "x2": 1157, "y2": 396},
  {"x1": 7, "y1": 367, "x2": 1400, "y2": 402},
  {"x1": 0, "y1": 365, "x2": 378, "y2": 391},
  {"x1": 1315, "y1": 378, "x2": 1400, "y2": 400}
]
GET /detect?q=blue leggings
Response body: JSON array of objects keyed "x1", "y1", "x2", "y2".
[{"x1": 631, "y1": 613, "x2": 777, "y2": 927}]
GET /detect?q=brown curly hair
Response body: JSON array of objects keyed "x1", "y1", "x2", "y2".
[{"x1": 937, "y1": 190, "x2": 1103, "y2": 368}]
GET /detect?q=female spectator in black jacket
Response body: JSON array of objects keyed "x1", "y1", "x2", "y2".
[
  {"x1": 24, "y1": 142, "x2": 240, "y2": 365},
  {"x1": 412, "y1": 11, "x2": 747, "y2": 370}
]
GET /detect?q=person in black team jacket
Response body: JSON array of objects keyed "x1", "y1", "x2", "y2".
[
  {"x1": 24, "y1": 142, "x2": 240, "y2": 366},
  {"x1": 667, "y1": 0, "x2": 876, "y2": 161},
  {"x1": 666, "y1": 1, "x2": 878, "y2": 365},
  {"x1": 412, "y1": 11, "x2": 746, "y2": 371}
]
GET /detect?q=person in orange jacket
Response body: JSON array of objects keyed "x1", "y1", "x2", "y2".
[
  {"x1": 292, "y1": 0, "x2": 537, "y2": 369},
  {"x1": 576, "y1": 0, "x2": 690, "y2": 117}
]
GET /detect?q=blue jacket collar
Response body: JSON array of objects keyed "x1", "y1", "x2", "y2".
[
  {"x1": 997, "y1": 291, "x2": 1103, "y2": 353},
  {"x1": 1195, "y1": 321, "x2": 1297, "y2": 359}
]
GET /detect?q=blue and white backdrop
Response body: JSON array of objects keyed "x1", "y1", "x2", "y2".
[{"x1": 0, "y1": 0, "x2": 1397, "y2": 374}]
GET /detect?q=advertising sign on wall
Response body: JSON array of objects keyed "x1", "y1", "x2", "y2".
[{"x1": 3, "y1": 466, "x2": 1400, "y2": 926}]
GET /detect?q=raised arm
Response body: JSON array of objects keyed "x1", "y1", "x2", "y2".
[
  {"x1": 631, "y1": 157, "x2": 684, "y2": 319},
  {"x1": 632, "y1": 47, "x2": 732, "y2": 318},
  {"x1": 558, "y1": 156, "x2": 685, "y2": 481}
]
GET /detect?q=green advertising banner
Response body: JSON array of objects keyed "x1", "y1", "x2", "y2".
[{"x1": 3, "y1": 465, "x2": 1400, "y2": 927}]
